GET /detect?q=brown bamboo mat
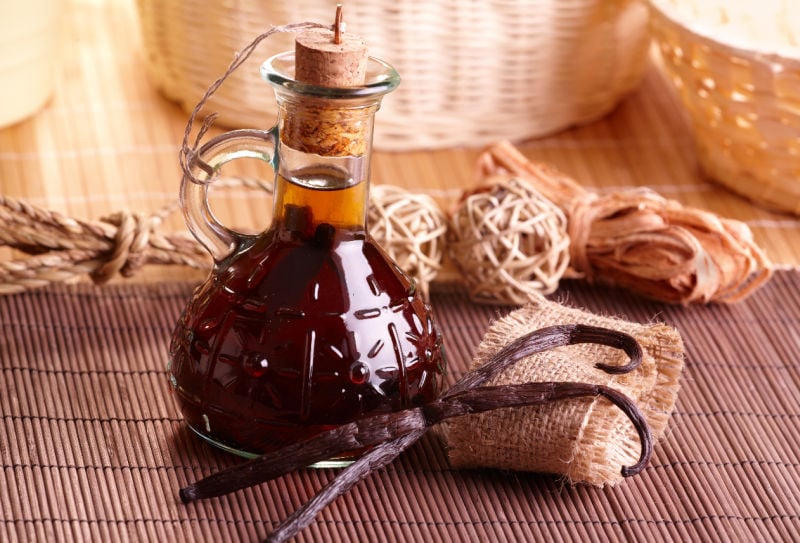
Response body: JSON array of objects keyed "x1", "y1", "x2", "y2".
[{"x1": 2, "y1": 272, "x2": 800, "y2": 542}]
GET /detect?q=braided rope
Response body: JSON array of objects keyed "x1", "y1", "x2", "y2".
[
  {"x1": 0, "y1": 194, "x2": 209, "y2": 294},
  {"x1": 0, "y1": 178, "x2": 448, "y2": 297},
  {"x1": 0, "y1": 178, "x2": 275, "y2": 294}
]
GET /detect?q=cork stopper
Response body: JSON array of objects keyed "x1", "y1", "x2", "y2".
[
  {"x1": 295, "y1": 32, "x2": 367, "y2": 87},
  {"x1": 282, "y1": 6, "x2": 372, "y2": 156},
  {"x1": 294, "y1": 4, "x2": 367, "y2": 87}
]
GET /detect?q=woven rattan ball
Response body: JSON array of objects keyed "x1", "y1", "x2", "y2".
[
  {"x1": 368, "y1": 184, "x2": 448, "y2": 300},
  {"x1": 448, "y1": 176, "x2": 570, "y2": 305}
]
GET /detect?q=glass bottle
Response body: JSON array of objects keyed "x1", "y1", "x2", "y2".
[{"x1": 168, "y1": 51, "x2": 447, "y2": 463}]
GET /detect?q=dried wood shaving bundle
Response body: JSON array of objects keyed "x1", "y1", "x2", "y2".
[
  {"x1": 444, "y1": 296, "x2": 685, "y2": 486},
  {"x1": 477, "y1": 141, "x2": 772, "y2": 304},
  {"x1": 569, "y1": 188, "x2": 771, "y2": 304}
]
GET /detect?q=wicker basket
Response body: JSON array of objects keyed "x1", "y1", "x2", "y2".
[
  {"x1": 135, "y1": 0, "x2": 650, "y2": 151},
  {"x1": 649, "y1": 0, "x2": 800, "y2": 216}
]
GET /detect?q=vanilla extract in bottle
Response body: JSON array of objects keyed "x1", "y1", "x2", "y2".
[{"x1": 168, "y1": 35, "x2": 446, "y2": 462}]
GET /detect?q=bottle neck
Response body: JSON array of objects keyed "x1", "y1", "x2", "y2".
[
  {"x1": 271, "y1": 97, "x2": 377, "y2": 237},
  {"x1": 272, "y1": 159, "x2": 369, "y2": 236}
]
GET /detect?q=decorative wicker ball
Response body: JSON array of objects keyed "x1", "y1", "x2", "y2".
[
  {"x1": 367, "y1": 184, "x2": 448, "y2": 300},
  {"x1": 448, "y1": 176, "x2": 570, "y2": 305}
]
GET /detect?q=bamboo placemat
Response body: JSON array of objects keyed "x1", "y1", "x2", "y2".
[
  {"x1": 0, "y1": 0, "x2": 798, "y2": 284},
  {"x1": 2, "y1": 272, "x2": 799, "y2": 542}
]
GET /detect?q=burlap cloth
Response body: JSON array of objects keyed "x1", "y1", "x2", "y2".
[
  {"x1": 444, "y1": 298, "x2": 684, "y2": 485},
  {"x1": 2, "y1": 271, "x2": 800, "y2": 542}
]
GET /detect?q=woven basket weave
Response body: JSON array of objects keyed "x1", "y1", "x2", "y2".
[
  {"x1": 649, "y1": 0, "x2": 800, "y2": 216},
  {"x1": 135, "y1": 0, "x2": 650, "y2": 151}
]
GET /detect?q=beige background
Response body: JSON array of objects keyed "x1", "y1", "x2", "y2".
[{"x1": 1, "y1": 0, "x2": 797, "y2": 288}]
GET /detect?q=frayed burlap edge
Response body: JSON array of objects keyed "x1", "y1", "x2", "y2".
[{"x1": 442, "y1": 297, "x2": 684, "y2": 486}]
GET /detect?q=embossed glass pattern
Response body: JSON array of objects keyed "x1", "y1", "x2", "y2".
[{"x1": 168, "y1": 52, "x2": 446, "y2": 461}]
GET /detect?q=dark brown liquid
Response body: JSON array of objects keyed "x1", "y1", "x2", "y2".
[{"x1": 168, "y1": 175, "x2": 446, "y2": 457}]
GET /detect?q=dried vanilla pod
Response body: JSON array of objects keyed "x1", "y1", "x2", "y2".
[
  {"x1": 179, "y1": 323, "x2": 654, "y2": 542},
  {"x1": 477, "y1": 140, "x2": 772, "y2": 304}
]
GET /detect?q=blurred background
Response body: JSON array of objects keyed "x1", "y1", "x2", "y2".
[{"x1": 1, "y1": 0, "x2": 798, "y2": 284}]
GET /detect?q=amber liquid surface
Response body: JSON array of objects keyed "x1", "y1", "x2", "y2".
[{"x1": 169, "y1": 171, "x2": 446, "y2": 457}]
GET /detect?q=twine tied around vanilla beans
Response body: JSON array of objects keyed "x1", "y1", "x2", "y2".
[{"x1": 178, "y1": 323, "x2": 653, "y2": 543}]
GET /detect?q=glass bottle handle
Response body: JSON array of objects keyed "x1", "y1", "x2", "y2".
[{"x1": 180, "y1": 128, "x2": 277, "y2": 262}]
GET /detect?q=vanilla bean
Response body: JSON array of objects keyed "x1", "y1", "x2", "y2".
[
  {"x1": 444, "y1": 324, "x2": 642, "y2": 398},
  {"x1": 263, "y1": 381, "x2": 650, "y2": 542},
  {"x1": 180, "y1": 410, "x2": 426, "y2": 503},
  {"x1": 182, "y1": 380, "x2": 651, "y2": 504},
  {"x1": 265, "y1": 429, "x2": 426, "y2": 543},
  {"x1": 179, "y1": 324, "x2": 653, "y2": 543}
]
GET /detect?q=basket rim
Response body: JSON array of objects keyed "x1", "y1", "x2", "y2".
[{"x1": 649, "y1": 0, "x2": 800, "y2": 64}]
